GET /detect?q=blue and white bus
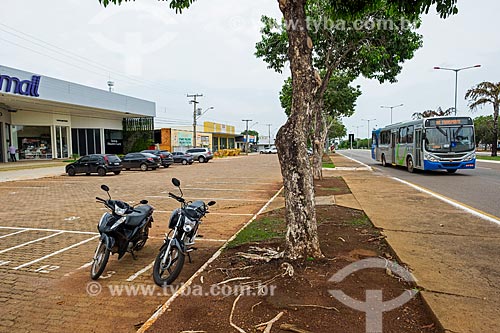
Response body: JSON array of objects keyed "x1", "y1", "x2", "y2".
[{"x1": 371, "y1": 116, "x2": 476, "y2": 173}]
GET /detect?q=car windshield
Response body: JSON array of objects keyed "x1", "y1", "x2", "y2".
[
  {"x1": 106, "y1": 155, "x2": 120, "y2": 162},
  {"x1": 425, "y1": 126, "x2": 475, "y2": 153}
]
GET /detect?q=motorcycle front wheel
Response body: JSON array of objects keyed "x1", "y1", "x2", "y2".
[
  {"x1": 153, "y1": 243, "x2": 185, "y2": 286},
  {"x1": 90, "y1": 241, "x2": 110, "y2": 280}
]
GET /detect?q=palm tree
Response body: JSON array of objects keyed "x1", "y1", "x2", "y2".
[
  {"x1": 412, "y1": 107, "x2": 455, "y2": 120},
  {"x1": 465, "y1": 82, "x2": 500, "y2": 157}
]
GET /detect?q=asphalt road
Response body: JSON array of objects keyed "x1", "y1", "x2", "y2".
[{"x1": 338, "y1": 149, "x2": 500, "y2": 219}]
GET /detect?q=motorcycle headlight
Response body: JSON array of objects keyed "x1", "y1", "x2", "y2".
[
  {"x1": 110, "y1": 216, "x2": 126, "y2": 230},
  {"x1": 183, "y1": 217, "x2": 196, "y2": 233},
  {"x1": 115, "y1": 204, "x2": 128, "y2": 216}
]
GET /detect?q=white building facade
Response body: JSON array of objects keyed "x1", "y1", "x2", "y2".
[{"x1": 0, "y1": 65, "x2": 155, "y2": 162}]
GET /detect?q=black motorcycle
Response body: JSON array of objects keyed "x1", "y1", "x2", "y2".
[
  {"x1": 91, "y1": 185, "x2": 154, "y2": 280},
  {"x1": 153, "y1": 178, "x2": 215, "y2": 286}
]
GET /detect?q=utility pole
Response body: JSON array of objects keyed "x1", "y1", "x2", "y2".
[
  {"x1": 242, "y1": 119, "x2": 252, "y2": 154},
  {"x1": 266, "y1": 124, "x2": 272, "y2": 146},
  {"x1": 187, "y1": 93, "x2": 203, "y2": 147}
]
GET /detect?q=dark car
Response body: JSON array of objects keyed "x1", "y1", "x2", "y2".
[
  {"x1": 66, "y1": 154, "x2": 122, "y2": 176},
  {"x1": 172, "y1": 152, "x2": 194, "y2": 165},
  {"x1": 122, "y1": 152, "x2": 161, "y2": 171},
  {"x1": 185, "y1": 147, "x2": 213, "y2": 163},
  {"x1": 141, "y1": 149, "x2": 174, "y2": 168}
]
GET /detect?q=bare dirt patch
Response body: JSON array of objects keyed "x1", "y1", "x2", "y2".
[{"x1": 148, "y1": 178, "x2": 441, "y2": 333}]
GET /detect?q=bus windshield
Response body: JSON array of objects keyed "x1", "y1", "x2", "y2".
[{"x1": 425, "y1": 126, "x2": 475, "y2": 153}]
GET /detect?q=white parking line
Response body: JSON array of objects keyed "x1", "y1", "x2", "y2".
[
  {"x1": 126, "y1": 261, "x2": 155, "y2": 282},
  {"x1": 154, "y1": 211, "x2": 253, "y2": 216},
  {"x1": 189, "y1": 181, "x2": 278, "y2": 185},
  {"x1": 14, "y1": 235, "x2": 99, "y2": 270},
  {"x1": 0, "y1": 226, "x2": 98, "y2": 235},
  {"x1": 0, "y1": 232, "x2": 64, "y2": 254},
  {"x1": 146, "y1": 196, "x2": 268, "y2": 202},
  {"x1": 0, "y1": 229, "x2": 29, "y2": 239},
  {"x1": 178, "y1": 188, "x2": 270, "y2": 192}
]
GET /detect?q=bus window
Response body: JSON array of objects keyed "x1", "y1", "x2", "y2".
[
  {"x1": 407, "y1": 126, "x2": 414, "y2": 143},
  {"x1": 399, "y1": 127, "x2": 407, "y2": 144}
]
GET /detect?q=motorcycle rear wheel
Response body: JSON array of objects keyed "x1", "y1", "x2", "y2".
[
  {"x1": 90, "y1": 241, "x2": 110, "y2": 280},
  {"x1": 153, "y1": 243, "x2": 185, "y2": 286}
]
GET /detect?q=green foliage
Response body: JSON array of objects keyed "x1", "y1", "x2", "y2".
[
  {"x1": 241, "y1": 130, "x2": 260, "y2": 143},
  {"x1": 329, "y1": 118, "x2": 347, "y2": 139},
  {"x1": 99, "y1": 0, "x2": 196, "y2": 12},
  {"x1": 474, "y1": 115, "x2": 499, "y2": 146},
  {"x1": 227, "y1": 216, "x2": 285, "y2": 249}
]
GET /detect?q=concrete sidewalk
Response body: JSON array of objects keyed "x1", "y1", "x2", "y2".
[
  {"x1": 328, "y1": 153, "x2": 500, "y2": 333},
  {"x1": 0, "y1": 161, "x2": 66, "y2": 182}
]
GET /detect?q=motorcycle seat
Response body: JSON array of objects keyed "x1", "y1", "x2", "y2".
[{"x1": 125, "y1": 205, "x2": 152, "y2": 227}]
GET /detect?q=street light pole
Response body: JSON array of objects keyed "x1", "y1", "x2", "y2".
[
  {"x1": 433, "y1": 64, "x2": 481, "y2": 115},
  {"x1": 380, "y1": 104, "x2": 403, "y2": 124},
  {"x1": 361, "y1": 118, "x2": 376, "y2": 142},
  {"x1": 266, "y1": 124, "x2": 272, "y2": 146},
  {"x1": 187, "y1": 93, "x2": 203, "y2": 147}
]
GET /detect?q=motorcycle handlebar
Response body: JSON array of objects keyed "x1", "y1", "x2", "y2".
[
  {"x1": 168, "y1": 192, "x2": 185, "y2": 203},
  {"x1": 96, "y1": 197, "x2": 106, "y2": 202}
]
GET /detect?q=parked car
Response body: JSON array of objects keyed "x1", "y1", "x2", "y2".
[
  {"x1": 185, "y1": 147, "x2": 213, "y2": 163},
  {"x1": 141, "y1": 149, "x2": 174, "y2": 168},
  {"x1": 66, "y1": 154, "x2": 122, "y2": 176},
  {"x1": 260, "y1": 146, "x2": 278, "y2": 154},
  {"x1": 122, "y1": 152, "x2": 161, "y2": 171},
  {"x1": 172, "y1": 152, "x2": 194, "y2": 165}
]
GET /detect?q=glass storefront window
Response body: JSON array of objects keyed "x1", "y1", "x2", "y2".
[{"x1": 13, "y1": 125, "x2": 52, "y2": 160}]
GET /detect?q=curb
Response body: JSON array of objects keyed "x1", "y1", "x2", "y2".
[{"x1": 137, "y1": 186, "x2": 284, "y2": 333}]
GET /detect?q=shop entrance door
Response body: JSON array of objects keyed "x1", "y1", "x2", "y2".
[
  {"x1": 0, "y1": 123, "x2": 3, "y2": 163},
  {"x1": 55, "y1": 126, "x2": 69, "y2": 159}
]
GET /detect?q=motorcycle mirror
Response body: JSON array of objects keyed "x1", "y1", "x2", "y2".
[
  {"x1": 140, "y1": 199, "x2": 148, "y2": 205},
  {"x1": 208, "y1": 201, "x2": 216, "y2": 206},
  {"x1": 172, "y1": 178, "x2": 181, "y2": 187},
  {"x1": 101, "y1": 185, "x2": 109, "y2": 192}
]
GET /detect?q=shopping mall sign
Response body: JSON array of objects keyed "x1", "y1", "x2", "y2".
[{"x1": 0, "y1": 73, "x2": 41, "y2": 97}]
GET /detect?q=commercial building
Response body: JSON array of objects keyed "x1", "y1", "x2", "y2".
[
  {"x1": 156, "y1": 121, "x2": 236, "y2": 152},
  {"x1": 0, "y1": 65, "x2": 155, "y2": 163}
]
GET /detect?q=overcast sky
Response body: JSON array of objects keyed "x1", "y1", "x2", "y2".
[{"x1": 1, "y1": 0, "x2": 499, "y2": 139}]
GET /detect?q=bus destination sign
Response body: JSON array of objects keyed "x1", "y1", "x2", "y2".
[{"x1": 425, "y1": 118, "x2": 473, "y2": 127}]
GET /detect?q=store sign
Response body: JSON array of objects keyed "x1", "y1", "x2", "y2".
[
  {"x1": 106, "y1": 139, "x2": 122, "y2": 147},
  {"x1": 0, "y1": 74, "x2": 41, "y2": 97}
]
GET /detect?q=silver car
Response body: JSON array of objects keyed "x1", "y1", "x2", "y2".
[{"x1": 185, "y1": 148, "x2": 213, "y2": 163}]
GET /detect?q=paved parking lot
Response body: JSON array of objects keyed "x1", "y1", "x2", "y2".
[{"x1": 0, "y1": 155, "x2": 282, "y2": 332}]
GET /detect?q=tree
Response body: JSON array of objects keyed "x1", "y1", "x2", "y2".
[
  {"x1": 99, "y1": 0, "x2": 459, "y2": 260},
  {"x1": 466, "y1": 82, "x2": 500, "y2": 156},
  {"x1": 241, "y1": 130, "x2": 260, "y2": 144},
  {"x1": 279, "y1": 73, "x2": 361, "y2": 176},
  {"x1": 411, "y1": 106, "x2": 454, "y2": 119},
  {"x1": 474, "y1": 115, "x2": 498, "y2": 149},
  {"x1": 256, "y1": 2, "x2": 423, "y2": 180}
]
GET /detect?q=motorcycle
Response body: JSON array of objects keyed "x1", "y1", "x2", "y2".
[
  {"x1": 91, "y1": 184, "x2": 154, "y2": 280},
  {"x1": 153, "y1": 178, "x2": 215, "y2": 286}
]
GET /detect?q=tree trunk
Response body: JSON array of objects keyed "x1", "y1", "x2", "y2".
[
  {"x1": 492, "y1": 104, "x2": 499, "y2": 157},
  {"x1": 312, "y1": 101, "x2": 327, "y2": 180},
  {"x1": 276, "y1": 0, "x2": 323, "y2": 260}
]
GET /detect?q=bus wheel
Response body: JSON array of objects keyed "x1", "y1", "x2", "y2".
[
  {"x1": 381, "y1": 155, "x2": 388, "y2": 167},
  {"x1": 407, "y1": 156, "x2": 415, "y2": 173},
  {"x1": 447, "y1": 169, "x2": 457, "y2": 174}
]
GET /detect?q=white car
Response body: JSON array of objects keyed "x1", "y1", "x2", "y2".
[{"x1": 260, "y1": 146, "x2": 278, "y2": 154}]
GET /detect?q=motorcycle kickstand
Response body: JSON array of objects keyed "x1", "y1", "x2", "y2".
[
  {"x1": 187, "y1": 252, "x2": 192, "y2": 263},
  {"x1": 130, "y1": 250, "x2": 137, "y2": 260}
]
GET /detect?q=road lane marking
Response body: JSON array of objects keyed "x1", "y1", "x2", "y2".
[
  {"x1": 14, "y1": 235, "x2": 99, "y2": 270},
  {"x1": 137, "y1": 186, "x2": 284, "y2": 333},
  {"x1": 0, "y1": 229, "x2": 29, "y2": 239},
  {"x1": 0, "y1": 232, "x2": 64, "y2": 254},
  {"x1": 392, "y1": 177, "x2": 500, "y2": 226},
  {"x1": 0, "y1": 226, "x2": 98, "y2": 235}
]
